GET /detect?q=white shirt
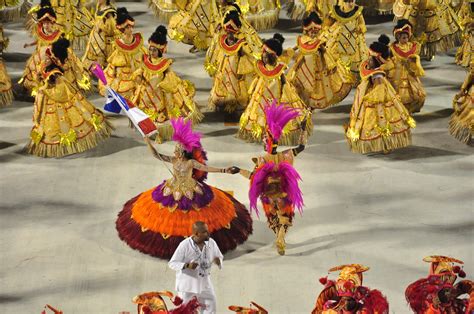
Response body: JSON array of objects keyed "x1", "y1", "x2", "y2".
[{"x1": 168, "y1": 237, "x2": 223, "y2": 294}]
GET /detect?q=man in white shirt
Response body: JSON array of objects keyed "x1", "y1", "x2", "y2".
[{"x1": 168, "y1": 221, "x2": 223, "y2": 314}]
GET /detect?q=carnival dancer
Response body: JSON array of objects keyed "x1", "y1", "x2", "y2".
[
  {"x1": 99, "y1": 7, "x2": 143, "y2": 100},
  {"x1": 286, "y1": 0, "x2": 335, "y2": 21},
  {"x1": 455, "y1": 2, "x2": 474, "y2": 68},
  {"x1": 323, "y1": 0, "x2": 368, "y2": 82},
  {"x1": 27, "y1": 61, "x2": 112, "y2": 157},
  {"x1": 115, "y1": 118, "x2": 252, "y2": 259},
  {"x1": 311, "y1": 264, "x2": 389, "y2": 313},
  {"x1": 238, "y1": 34, "x2": 311, "y2": 145},
  {"x1": 169, "y1": 221, "x2": 222, "y2": 314},
  {"x1": 386, "y1": 19, "x2": 426, "y2": 114},
  {"x1": 82, "y1": 0, "x2": 117, "y2": 70},
  {"x1": 21, "y1": 2, "x2": 91, "y2": 95},
  {"x1": 20, "y1": 0, "x2": 62, "y2": 93},
  {"x1": 229, "y1": 301, "x2": 268, "y2": 313},
  {"x1": 207, "y1": 10, "x2": 258, "y2": 113},
  {"x1": 26, "y1": 0, "x2": 94, "y2": 50},
  {"x1": 0, "y1": 24, "x2": 13, "y2": 107},
  {"x1": 237, "y1": 101, "x2": 306, "y2": 255},
  {"x1": 449, "y1": 60, "x2": 473, "y2": 145},
  {"x1": 405, "y1": 256, "x2": 473, "y2": 313},
  {"x1": 393, "y1": 0, "x2": 462, "y2": 60},
  {"x1": 133, "y1": 291, "x2": 200, "y2": 314},
  {"x1": 345, "y1": 35, "x2": 416, "y2": 154},
  {"x1": 287, "y1": 11, "x2": 354, "y2": 110},
  {"x1": 132, "y1": 26, "x2": 202, "y2": 142},
  {"x1": 168, "y1": 0, "x2": 220, "y2": 52}
]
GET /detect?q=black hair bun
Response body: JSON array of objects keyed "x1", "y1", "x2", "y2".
[{"x1": 273, "y1": 33, "x2": 285, "y2": 45}]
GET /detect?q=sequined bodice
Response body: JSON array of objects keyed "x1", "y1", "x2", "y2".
[{"x1": 162, "y1": 159, "x2": 204, "y2": 201}]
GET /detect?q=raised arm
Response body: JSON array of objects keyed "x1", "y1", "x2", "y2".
[{"x1": 144, "y1": 137, "x2": 172, "y2": 163}]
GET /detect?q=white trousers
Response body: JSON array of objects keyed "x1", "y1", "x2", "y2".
[{"x1": 178, "y1": 290, "x2": 217, "y2": 314}]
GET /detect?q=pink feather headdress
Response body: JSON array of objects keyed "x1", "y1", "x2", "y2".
[
  {"x1": 264, "y1": 99, "x2": 299, "y2": 145},
  {"x1": 171, "y1": 118, "x2": 202, "y2": 152}
]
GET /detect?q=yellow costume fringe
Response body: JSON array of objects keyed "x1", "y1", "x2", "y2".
[
  {"x1": 345, "y1": 62, "x2": 415, "y2": 154},
  {"x1": 27, "y1": 77, "x2": 113, "y2": 158},
  {"x1": 0, "y1": 60, "x2": 13, "y2": 107},
  {"x1": 449, "y1": 71, "x2": 473, "y2": 145}
]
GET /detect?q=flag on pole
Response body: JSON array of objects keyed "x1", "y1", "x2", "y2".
[{"x1": 91, "y1": 63, "x2": 157, "y2": 137}]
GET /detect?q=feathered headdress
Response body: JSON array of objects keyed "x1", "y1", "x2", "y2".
[
  {"x1": 264, "y1": 99, "x2": 299, "y2": 153},
  {"x1": 171, "y1": 118, "x2": 201, "y2": 152}
]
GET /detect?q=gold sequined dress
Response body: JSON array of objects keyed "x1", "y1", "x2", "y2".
[
  {"x1": 207, "y1": 32, "x2": 258, "y2": 112},
  {"x1": 0, "y1": 24, "x2": 12, "y2": 107},
  {"x1": 288, "y1": 34, "x2": 354, "y2": 110},
  {"x1": 449, "y1": 67, "x2": 473, "y2": 145},
  {"x1": 82, "y1": 4, "x2": 117, "y2": 70},
  {"x1": 27, "y1": 76, "x2": 112, "y2": 157},
  {"x1": 238, "y1": 60, "x2": 312, "y2": 145},
  {"x1": 100, "y1": 33, "x2": 144, "y2": 100},
  {"x1": 345, "y1": 60, "x2": 416, "y2": 154},
  {"x1": 455, "y1": 2, "x2": 473, "y2": 68},
  {"x1": 386, "y1": 41, "x2": 426, "y2": 113},
  {"x1": 324, "y1": 5, "x2": 368, "y2": 81},
  {"x1": 132, "y1": 54, "x2": 202, "y2": 141}
]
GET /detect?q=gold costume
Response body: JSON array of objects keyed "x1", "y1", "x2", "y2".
[
  {"x1": 82, "y1": 4, "x2": 117, "y2": 70},
  {"x1": 21, "y1": 26, "x2": 91, "y2": 94},
  {"x1": 0, "y1": 25, "x2": 13, "y2": 107},
  {"x1": 238, "y1": 60, "x2": 312, "y2": 145},
  {"x1": 168, "y1": 0, "x2": 220, "y2": 50},
  {"x1": 21, "y1": 26, "x2": 62, "y2": 92},
  {"x1": 132, "y1": 55, "x2": 203, "y2": 141},
  {"x1": 345, "y1": 61, "x2": 416, "y2": 154},
  {"x1": 324, "y1": 5, "x2": 368, "y2": 81},
  {"x1": 449, "y1": 66, "x2": 473, "y2": 145},
  {"x1": 27, "y1": 0, "x2": 94, "y2": 50},
  {"x1": 100, "y1": 33, "x2": 144, "y2": 100},
  {"x1": 28, "y1": 76, "x2": 112, "y2": 157},
  {"x1": 455, "y1": 1, "x2": 473, "y2": 67},
  {"x1": 238, "y1": 0, "x2": 280, "y2": 30},
  {"x1": 286, "y1": 0, "x2": 335, "y2": 20},
  {"x1": 288, "y1": 34, "x2": 354, "y2": 110},
  {"x1": 207, "y1": 33, "x2": 258, "y2": 112},
  {"x1": 357, "y1": 0, "x2": 395, "y2": 15},
  {"x1": 386, "y1": 41, "x2": 426, "y2": 113},
  {"x1": 394, "y1": 0, "x2": 462, "y2": 60}
]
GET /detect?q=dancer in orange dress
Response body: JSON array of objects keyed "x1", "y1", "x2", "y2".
[
  {"x1": 405, "y1": 256, "x2": 473, "y2": 313},
  {"x1": 311, "y1": 264, "x2": 389, "y2": 313},
  {"x1": 116, "y1": 118, "x2": 252, "y2": 259}
]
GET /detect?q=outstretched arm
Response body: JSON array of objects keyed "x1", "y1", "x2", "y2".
[
  {"x1": 191, "y1": 160, "x2": 238, "y2": 174},
  {"x1": 144, "y1": 137, "x2": 172, "y2": 163}
]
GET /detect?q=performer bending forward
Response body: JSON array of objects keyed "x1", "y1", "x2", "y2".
[
  {"x1": 237, "y1": 101, "x2": 306, "y2": 256},
  {"x1": 116, "y1": 118, "x2": 253, "y2": 259}
]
